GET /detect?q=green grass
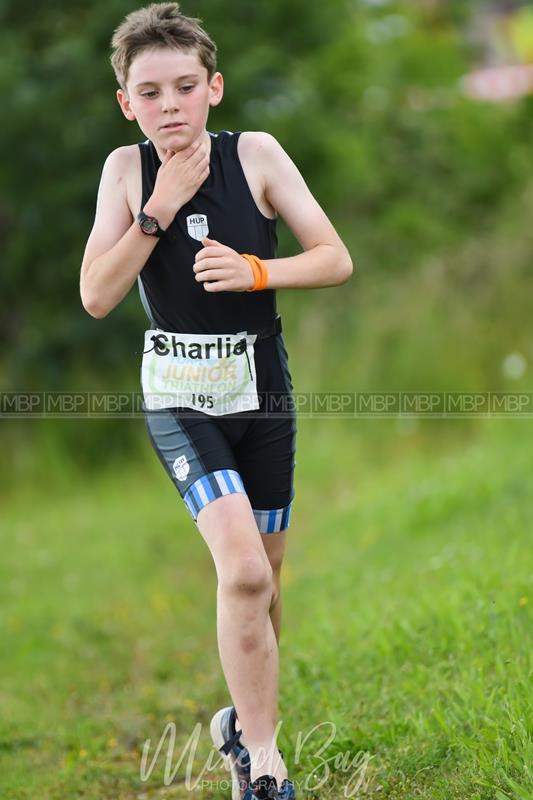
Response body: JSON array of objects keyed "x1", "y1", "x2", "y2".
[{"x1": 0, "y1": 418, "x2": 532, "y2": 799}]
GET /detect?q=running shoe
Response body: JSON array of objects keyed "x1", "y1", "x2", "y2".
[
  {"x1": 243, "y1": 774, "x2": 279, "y2": 800},
  {"x1": 277, "y1": 777, "x2": 296, "y2": 799},
  {"x1": 210, "y1": 705, "x2": 251, "y2": 800},
  {"x1": 243, "y1": 773, "x2": 296, "y2": 800}
]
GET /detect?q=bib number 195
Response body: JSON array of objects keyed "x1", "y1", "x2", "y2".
[{"x1": 191, "y1": 394, "x2": 214, "y2": 409}]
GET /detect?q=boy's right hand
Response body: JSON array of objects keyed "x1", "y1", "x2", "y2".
[{"x1": 145, "y1": 141, "x2": 210, "y2": 229}]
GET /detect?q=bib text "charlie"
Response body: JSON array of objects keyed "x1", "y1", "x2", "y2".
[{"x1": 150, "y1": 334, "x2": 248, "y2": 359}]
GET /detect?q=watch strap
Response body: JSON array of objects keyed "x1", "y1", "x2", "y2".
[{"x1": 137, "y1": 210, "x2": 164, "y2": 238}]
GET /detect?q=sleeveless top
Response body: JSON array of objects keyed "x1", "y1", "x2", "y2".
[{"x1": 137, "y1": 130, "x2": 279, "y2": 334}]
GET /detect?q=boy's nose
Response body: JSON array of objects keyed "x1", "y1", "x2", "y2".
[{"x1": 162, "y1": 95, "x2": 179, "y2": 112}]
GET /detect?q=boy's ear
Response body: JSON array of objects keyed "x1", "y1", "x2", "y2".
[
  {"x1": 116, "y1": 89, "x2": 136, "y2": 121},
  {"x1": 208, "y1": 72, "x2": 224, "y2": 108}
]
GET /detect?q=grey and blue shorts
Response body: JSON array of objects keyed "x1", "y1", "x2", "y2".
[{"x1": 143, "y1": 331, "x2": 296, "y2": 533}]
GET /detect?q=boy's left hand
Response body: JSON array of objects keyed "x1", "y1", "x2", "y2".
[{"x1": 193, "y1": 237, "x2": 254, "y2": 292}]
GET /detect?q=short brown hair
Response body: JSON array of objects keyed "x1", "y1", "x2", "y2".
[{"x1": 110, "y1": 2, "x2": 217, "y2": 92}]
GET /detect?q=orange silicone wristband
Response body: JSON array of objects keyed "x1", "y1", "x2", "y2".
[{"x1": 241, "y1": 253, "x2": 269, "y2": 291}]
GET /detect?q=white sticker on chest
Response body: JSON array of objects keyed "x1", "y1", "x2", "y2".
[{"x1": 187, "y1": 214, "x2": 209, "y2": 241}]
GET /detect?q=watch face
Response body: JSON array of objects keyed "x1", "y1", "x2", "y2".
[{"x1": 141, "y1": 217, "x2": 159, "y2": 235}]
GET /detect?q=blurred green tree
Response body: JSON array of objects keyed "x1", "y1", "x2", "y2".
[{"x1": 0, "y1": 0, "x2": 532, "y2": 394}]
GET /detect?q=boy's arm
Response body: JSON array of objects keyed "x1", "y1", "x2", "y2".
[
  {"x1": 258, "y1": 132, "x2": 353, "y2": 289},
  {"x1": 80, "y1": 147, "x2": 163, "y2": 319},
  {"x1": 81, "y1": 142, "x2": 209, "y2": 318}
]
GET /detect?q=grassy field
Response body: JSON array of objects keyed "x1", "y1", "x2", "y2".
[{"x1": 0, "y1": 417, "x2": 532, "y2": 800}]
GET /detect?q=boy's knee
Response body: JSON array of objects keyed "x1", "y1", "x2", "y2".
[{"x1": 220, "y1": 549, "x2": 273, "y2": 596}]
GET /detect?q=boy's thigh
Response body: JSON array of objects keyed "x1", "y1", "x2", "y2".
[
  {"x1": 260, "y1": 530, "x2": 287, "y2": 574},
  {"x1": 194, "y1": 490, "x2": 287, "y2": 572},
  {"x1": 143, "y1": 405, "x2": 295, "y2": 535},
  {"x1": 143, "y1": 405, "x2": 245, "y2": 516},
  {"x1": 234, "y1": 412, "x2": 296, "y2": 534},
  {"x1": 195, "y1": 493, "x2": 270, "y2": 573}
]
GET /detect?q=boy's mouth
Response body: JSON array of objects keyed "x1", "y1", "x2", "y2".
[{"x1": 161, "y1": 122, "x2": 185, "y2": 129}]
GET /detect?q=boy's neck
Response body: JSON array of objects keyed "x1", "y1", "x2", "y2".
[{"x1": 154, "y1": 128, "x2": 211, "y2": 164}]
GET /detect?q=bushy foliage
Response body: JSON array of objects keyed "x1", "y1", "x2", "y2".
[{"x1": 1, "y1": 0, "x2": 531, "y2": 394}]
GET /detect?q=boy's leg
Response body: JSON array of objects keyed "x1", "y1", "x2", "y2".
[
  {"x1": 196, "y1": 492, "x2": 288, "y2": 786},
  {"x1": 260, "y1": 531, "x2": 286, "y2": 644},
  {"x1": 234, "y1": 531, "x2": 285, "y2": 743}
]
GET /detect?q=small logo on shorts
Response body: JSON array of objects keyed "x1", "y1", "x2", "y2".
[
  {"x1": 173, "y1": 455, "x2": 190, "y2": 482},
  {"x1": 186, "y1": 214, "x2": 209, "y2": 241}
]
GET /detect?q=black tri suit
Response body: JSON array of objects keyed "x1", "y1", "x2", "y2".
[{"x1": 138, "y1": 130, "x2": 296, "y2": 532}]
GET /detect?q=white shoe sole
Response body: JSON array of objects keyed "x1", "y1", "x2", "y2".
[{"x1": 210, "y1": 707, "x2": 245, "y2": 800}]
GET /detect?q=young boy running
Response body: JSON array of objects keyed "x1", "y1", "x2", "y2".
[{"x1": 80, "y1": 4, "x2": 352, "y2": 798}]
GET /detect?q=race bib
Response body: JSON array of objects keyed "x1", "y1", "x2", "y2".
[{"x1": 141, "y1": 328, "x2": 259, "y2": 415}]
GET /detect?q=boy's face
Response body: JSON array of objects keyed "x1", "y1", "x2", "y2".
[{"x1": 117, "y1": 46, "x2": 223, "y2": 150}]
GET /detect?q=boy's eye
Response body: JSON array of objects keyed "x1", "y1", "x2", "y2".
[{"x1": 141, "y1": 85, "x2": 195, "y2": 98}]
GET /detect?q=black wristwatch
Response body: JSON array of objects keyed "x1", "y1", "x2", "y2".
[{"x1": 137, "y1": 210, "x2": 165, "y2": 238}]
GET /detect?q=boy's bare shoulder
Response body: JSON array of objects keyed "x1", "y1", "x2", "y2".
[
  {"x1": 101, "y1": 144, "x2": 141, "y2": 218},
  {"x1": 237, "y1": 132, "x2": 282, "y2": 219},
  {"x1": 101, "y1": 144, "x2": 137, "y2": 171},
  {"x1": 237, "y1": 130, "x2": 280, "y2": 159},
  {"x1": 237, "y1": 131, "x2": 293, "y2": 184}
]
